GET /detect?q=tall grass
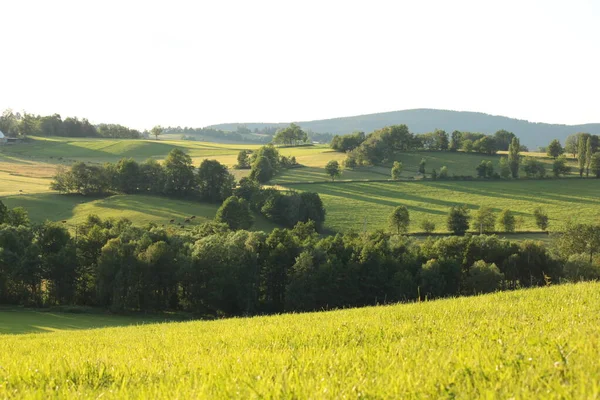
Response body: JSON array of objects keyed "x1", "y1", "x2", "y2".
[{"x1": 1, "y1": 282, "x2": 599, "y2": 398}]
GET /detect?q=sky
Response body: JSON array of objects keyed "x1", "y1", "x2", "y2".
[{"x1": 2, "y1": 0, "x2": 599, "y2": 130}]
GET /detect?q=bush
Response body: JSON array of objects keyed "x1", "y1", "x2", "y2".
[
  {"x1": 463, "y1": 260, "x2": 504, "y2": 294},
  {"x1": 420, "y1": 220, "x2": 436, "y2": 233}
]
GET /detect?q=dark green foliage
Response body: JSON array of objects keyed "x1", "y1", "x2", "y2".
[
  {"x1": 234, "y1": 150, "x2": 252, "y2": 169},
  {"x1": 473, "y1": 136, "x2": 498, "y2": 155},
  {"x1": 447, "y1": 205, "x2": 470, "y2": 235},
  {"x1": 0, "y1": 207, "x2": 591, "y2": 315},
  {"x1": 0, "y1": 200, "x2": 8, "y2": 225},
  {"x1": 197, "y1": 160, "x2": 235, "y2": 203},
  {"x1": 249, "y1": 156, "x2": 274, "y2": 183},
  {"x1": 497, "y1": 209, "x2": 516, "y2": 232},
  {"x1": 420, "y1": 220, "x2": 435, "y2": 233},
  {"x1": 418, "y1": 158, "x2": 426, "y2": 174},
  {"x1": 552, "y1": 156, "x2": 571, "y2": 177},
  {"x1": 508, "y1": 137, "x2": 520, "y2": 178},
  {"x1": 476, "y1": 160, "x2": 494, "y2": 178},
  {"x1": 325, "y1": 160, "x2": 341, "y2": 181},
  {"x1": 590, "y1": 153, "x2": 600, "y2": 178},
  {"x1": 272, "y1": 123, "x2": 308, "y2": 146},
  {"x1": 215, "y1": 196, "x2": 253, "y2": 230},
  {"x1": 547, "y1": 139, "x2": 564, "y2": 159},
  {"x1": 389, "y1": 206, "x2": 410, "y2": 234},
  {"x1": 494, "y1": 130, "x2": 516, "y2": 151},
  {"x1": 522, "y1": 157, "x2": 546, "y2": 178},
  {"x1": 330, "y1": 131, "x2": 365, "y2": 152},
  {"x1": 449, "y1": 130, "x2": 462, "y2": 151},
  {"x1": 463, "y1": 261, "x2": 504, "y2": 294},
  {"x1": 533, "y1": 207, "x2": 549, "y2": 231},
  {"x1": 472, "y1": 206, "x2": 495, "y2": 234},
  {"x1": 163, "y1": 149, "x2": 196, "y2": 196},
  {"x1": 0, "y1": 108, "x2": 142, "y2": 138},
  {"x1": 260, "y1": 191, "x2": 326, "y2": 231}
]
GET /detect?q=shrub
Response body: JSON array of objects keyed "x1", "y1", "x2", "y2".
[{"x1": 463, "y1": 260, "x2": 504, "y2": 294}]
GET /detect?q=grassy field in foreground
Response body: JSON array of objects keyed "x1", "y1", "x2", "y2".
[
  {"x1": 1, "y1": 193, "x2": 278, "y2": 231},
  {"x1": 289, "y1": 179, "x2": 600, "y2": 233},
  {"x1": 1, "y1": 282, "x2": 599, "y2": 398}
]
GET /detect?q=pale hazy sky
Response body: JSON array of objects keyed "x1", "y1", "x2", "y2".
[{"x1": 3, "y1": 0, "x2": 599, "y2": 130}]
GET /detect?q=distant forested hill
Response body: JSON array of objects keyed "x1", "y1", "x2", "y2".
[{"x1": 208, "y1": 109, "x2": 600, "y2": 148}]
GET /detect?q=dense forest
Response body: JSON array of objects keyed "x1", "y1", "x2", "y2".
[{"x1": 0, "y1": 200, "x2": 598, "y2": 315}]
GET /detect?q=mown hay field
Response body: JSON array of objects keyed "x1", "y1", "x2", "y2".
[{"x1": 1, "y1": 282, "x2": 599, "y2": 398}]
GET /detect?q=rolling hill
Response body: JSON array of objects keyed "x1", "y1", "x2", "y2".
[
  {"x1": 1, "y1": 282, "x2": 599, "y2": 398},
  {"x1": 208, "y1": 109, "x2": 600, "y2": 149}
]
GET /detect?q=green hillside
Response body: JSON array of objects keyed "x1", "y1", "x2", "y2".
[
  {"x1": 208, "y1": 108, "x2": 600, "y2": 149},
  {"x1": 1, "y1": 282, "x2": 599, "y2": 398}
]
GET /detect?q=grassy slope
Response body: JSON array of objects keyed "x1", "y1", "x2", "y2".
[
  {"x1": 289, "y1": 180, "x2": 600, "y2": 233},
  {"x1": 1, "y1": 282, "x2": 599, "y2": 398},
  {"x1": 1, "y1": 193, "x2": 277, "y2": 231}
]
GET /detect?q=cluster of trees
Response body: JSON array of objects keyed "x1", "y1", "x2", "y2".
[
  {"x1": 242, "y1": 145, "x2": 298, "y2": 182},
  {"x1": 272, "y1": 124, "x2": 309, "y2": 146},
  {"x1": 50, "y1": 148, "x2": 324, "y2": 229},
  {"x1": 2, "y1": 204, "x2": 598, "y2": 315},
  {"x1": 330, "y1": 131, "x2": 366, "y2": 152},
  {"x1": 0, "y1": 109, "x2": 143, "y2": 139},
  {"x1": 336, "y1": 126, "x2": 523, "y2": 167},
  {"x1": 546, "y1": 136, "x2": 600, "y2": 178}
]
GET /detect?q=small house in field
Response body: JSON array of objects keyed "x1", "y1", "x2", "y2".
[{"x1": 0, "y1": 130, "x2": 6, "y2": 145}]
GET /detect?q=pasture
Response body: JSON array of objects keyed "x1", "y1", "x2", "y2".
[
  {"x1": 288, "y1": 179, "x2": 600, "y2": 233},
  {"x1": 1, "y1": 282, "x2": 599, "y2": 398},
  {"x1": 1, "y1": 137, "x2": 595, "y2": 234}
]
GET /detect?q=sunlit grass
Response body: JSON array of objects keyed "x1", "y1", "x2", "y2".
[
  {"x1": 289, "y1": 179, "x2": 600, "y2": 233},
  {"x1": 1, "y1": 282, "x2": 599, "y2": 398}
]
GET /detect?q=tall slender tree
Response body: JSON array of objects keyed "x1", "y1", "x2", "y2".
[
  {"x1": 507, "y1": 137, "x2": 520, "y2": 178},
  {"x1": 585, "y1": 137, "x2": 593, "y2": 177},
  {"x1": 577, "y1": 136, "x2": 586, "y2": 177}
]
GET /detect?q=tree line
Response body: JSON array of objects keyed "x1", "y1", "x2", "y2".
[
  {"x1": 1, "y1": 201, "x2": 598, "y2": 315},
  {"x1": 0, "y1": 109, "x2": 144, "y2": 139}
]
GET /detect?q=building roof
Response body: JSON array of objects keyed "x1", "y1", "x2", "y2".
[{"x1": 0, "y1": 130, "x2": 5, "y2": 139}]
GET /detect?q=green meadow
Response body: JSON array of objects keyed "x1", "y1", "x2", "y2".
[
  {"x1": 288, "y1": 179, "x2": 600, "y2": 233},
  {"x1": 1, "y1": 282, "x2": 599, "y2": 398}
]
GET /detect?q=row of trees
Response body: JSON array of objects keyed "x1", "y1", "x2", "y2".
[
  {"x1": 2, "y1": 204, "x2": 598, "y2": 314},
  {"x1": 387, "y1": 204, "x2": 548, "y2": 235},
  {"x1": 546, "y1": 136, "x2": 600, "y2": 177},
  {"x1": 0, "y1": 109, "x2": 144, "y2": 139}
]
